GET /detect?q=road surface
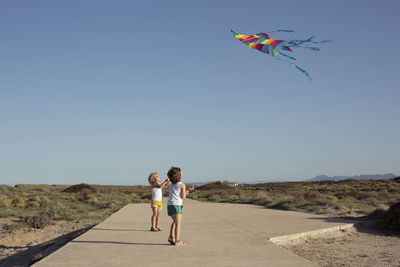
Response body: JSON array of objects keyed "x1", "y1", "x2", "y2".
[{"x1": 34, "y1": 199, "x2": 353, "y2": 266}]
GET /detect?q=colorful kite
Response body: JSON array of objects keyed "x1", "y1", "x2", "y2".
[{"x1": 231, "y1": 29, "x2": 331, "y2": 80}]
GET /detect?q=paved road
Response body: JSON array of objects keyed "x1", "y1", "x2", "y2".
[{"x1": 34, "y1": 199, "x2": 353, "y2": 266}]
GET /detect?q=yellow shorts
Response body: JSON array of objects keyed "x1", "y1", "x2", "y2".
[{"x1": 151, "y1": 200, "x2": 162, "y2": 208}]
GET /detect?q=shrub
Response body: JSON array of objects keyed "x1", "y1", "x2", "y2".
[
  {"x1": 28, "y1": 201, "x2": 41, "y2": 208},
  {"x1": 195, "y1": 181, "x2": 232, "y2": 191},
  {"x1": 377, "y1": 191, "x2": 391, "y2": 200},
  {"x1": 140, "y1": 193, "x2": 152, "y2": 200},
  {"x1": 0, "y1": 197, "x2": 12, "y2": 208},
  {"x1": 0, "y1": 185, "x2": 16, "y2": 194},
  {"x1": 269, "y1": 200, "x2": 295, "y2": 210},
  {"x1": 24, "y1": 214, "x2": 50, "y2": 229},
  {"x1": 375, "y1": 202, "x2": 400, "y2": 231},
  {"x1": 3, "y1": 221, "x2": 26, "y2": 231},
  {"x1": 63, "y1": 183, "x2": 97, "y2": 194},
  {"x1": 303, "y1": 191, "x2": 321, "y2": 201},
  {"x1": 80, "y1": 188, "x2": 93, "y2": 196},
  {"x1": 12, "y1": 197, "x2": 26, "y2": 208},
  {"x1": 324, "y1": 195, "x2": 339, "y2": 202},
  {"x1": 45, "y1": 206, "x2": 58, "y2": 220},
  {"x1": 44, "y1": 206, "x2": 72, "y2": 221},
  {"x1": 208, "y1": 194, "x2": 222, "y2": 202},
  {"x1": 251, "y1": 191, "x2": 272, "y2": 205},
  {"x1": 56, "y1": 202, "x2": 65, "y2": 208},
  {"x1": 353, "y1": 191, "x2": 374, "y2": 200},
  {"x1": 290, "y1": 191, "x2": 304, "y2": 200},
  {"x1": 39, "y1": 195, "x2": 51, "y2": 207},
  {"x1": 85, "y1": 194, "x2": 99, "y2": 204}
]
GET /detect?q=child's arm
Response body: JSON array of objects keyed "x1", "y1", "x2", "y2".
[
  {"x1": 180, "y1": 183, "x2": 195, "y2": 199},
  {"x1": 152, "y1": 178, "x2": 170, "y2": 188},
  {"x1": 159, "y1": 178, "x2": 170, "y2": 189}
]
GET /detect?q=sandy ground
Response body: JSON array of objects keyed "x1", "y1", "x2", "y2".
[
  {"x1": 1, "y1": 217, "x2": 399, "y2": 266},
  {"x1": 281, "y1": 223, "x2": 400, "y2": 267},
  {"x1": 0, "y1": 217, "x2": 97, "y2": 266}
]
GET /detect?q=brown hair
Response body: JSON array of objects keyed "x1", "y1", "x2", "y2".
[
  {"x1": 167, "y1": 166, "x2": 182, "y2": 184},
  {"x1": 148, "y1": 172, "x2": 158, "y2": 185}
]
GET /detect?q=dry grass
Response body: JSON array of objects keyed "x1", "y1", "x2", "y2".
[
  {"x1": 0, "y1": 184, "x2": 151, "y2": 234},
  {"x1": 190, "y1": 178, "x2": 400, "y2": 218}
]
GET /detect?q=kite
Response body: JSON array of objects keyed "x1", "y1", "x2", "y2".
[{"x1": 231, "y1": 29, "x2": 331, "y2": 80}]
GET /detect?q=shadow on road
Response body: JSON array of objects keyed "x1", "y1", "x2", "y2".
[
  {"x1": 0, "y1": 225, "x2": 94, "y2": 267},
  {"x1": 92, "y1": 228, "x2": 149, "y2": 232}
]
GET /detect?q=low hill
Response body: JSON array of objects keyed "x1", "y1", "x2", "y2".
[{"x1": 307, "y1": 173, "x2": 397, "y2": 182}]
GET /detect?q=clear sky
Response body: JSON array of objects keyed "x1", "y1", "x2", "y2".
[{"x1": 1, "y1": 0, "x2": 399, "y2": 185}]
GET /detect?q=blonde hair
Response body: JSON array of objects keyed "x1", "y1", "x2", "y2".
[{"x1": 148, "y1": 172, "x2": 158, "y2": 184}]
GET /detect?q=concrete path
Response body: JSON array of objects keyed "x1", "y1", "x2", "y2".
[{"x1": 34, "y1": 199, "x2": 354, "y2": 266}]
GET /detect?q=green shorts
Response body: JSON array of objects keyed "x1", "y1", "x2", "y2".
[{"x1": 167, "y1": 205, "x2": 183, "y2": 216}]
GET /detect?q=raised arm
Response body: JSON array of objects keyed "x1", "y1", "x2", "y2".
[
  {"x1": 179, "y1": 183, "x2": 195, "y2": 199},
  {"x1": 160, "y1": 178, "x2": 170, "y2": 189},
  {"x1": 152, "y1": 178, "x2": 170, "y2": 188}
]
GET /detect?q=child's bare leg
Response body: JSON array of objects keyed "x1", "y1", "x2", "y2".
[
  {"x1": 151, "y1": 207, "x2": 157, "y2": 229},
  {"x1": 173, "y1": 214, "x2": 185, "y2": 245},
  {"x1": 169, "y1": 220, "x2": 175, "y2": 237},
  {"x1": 155, "y1": 208, "x2": 161, "y2": 228},
  {"x1": 168, "y1": 216, "x2": 176, "y2": 244}
]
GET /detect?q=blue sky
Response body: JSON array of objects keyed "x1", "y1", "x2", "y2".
[{"x1": 1, "y1": 0, "x2": 399, "y2": 185}]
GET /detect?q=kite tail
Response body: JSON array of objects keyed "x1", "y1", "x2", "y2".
[
  {"x1": 294, "y1": 64, "x2": 312, "y2": 81},
  {"x1": 269, "y1": 30, "x2": 332, "y2": 46},
  {"x1": 295, "y1": 46, "x2": 321, "y2": 51},
  {"x1": 286, "y1": 36, "x2": 332, "y2": 52},
  {"x1": 274, "y1": 56, "x2": 312, "y2": 81},
  {"x1": 292, "y1": 36, "x2": 332, "y2": 45},
  {"x1": 279, "y1": 52, "x2": 296, "y2": 61},
  {"x1": 270, "y1": 29, "x2": 295, "y2": 34}
]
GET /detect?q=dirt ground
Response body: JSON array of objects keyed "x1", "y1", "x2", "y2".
[
  {"x1": 0, "y1": 217, "x2": 98, "y2": 266},
  {"x1": 281, "y1": 223, "x2": 400, "y2": 267}
]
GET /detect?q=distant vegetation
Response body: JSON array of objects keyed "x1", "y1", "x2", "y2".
[
  {"x1": 307, "y1": 173, "x2": 397, "y2": 182},
  {"x1": 0, "y1": 184, "x2": 151, "y2": 233},
  {"x1": 1, "y1": 178, "x2": 399, "y2": 233},
  {"x1": 195, "y1": 181, "x2": 233, "y2": 191},
  {"x1": 190, "y1": 178, "x2": 400, "y2": 219}
]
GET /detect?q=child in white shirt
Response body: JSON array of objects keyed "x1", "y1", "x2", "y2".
[
  {"x1": 148, "y1": 172, "x2": 169, "y2": 231},
  {"x1": 166, "y1": 167, "x2": 194, "y2": 245}
]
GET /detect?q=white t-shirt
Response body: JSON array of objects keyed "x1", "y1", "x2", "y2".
[
  {"x1": 152, "y1": 181, "x2": 162, "y2": 201},
  {"x1": 167, "y1": 182, "x2": 183, "y2": 206}
]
